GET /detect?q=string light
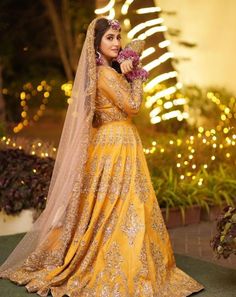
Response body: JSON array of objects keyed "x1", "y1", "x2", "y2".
[
  {"x1": 137, "y1": 25, "x2": 167, "y2": 40},
  {"x1": 127, "y1": 18, "x2": 164, "y2": 39},
  {"x1": 146, "y1": 83, "x2": 182, "y2": 108},
  {"x1": 144, "y1": 71, "x2": 178, "y2": 92},
  {"x1": 108, "y1": 8, "x2": 115, "y2": 19},
  {"x1": 136, "y1": 7, "x2": 161, "y2": 14},
  {"x1": 159, "y1": 40, "x2": 171, "y2": 48},
  {"x1": 95, "y1": 0, "x2": 115, "y2": 14},
  {"x1": 141, "y1": 47, "x2": 155, "y2": 60},
  {"x1": 123, "y1": 18, "x2": 131, "y2": 30},
  {"x1": 121, "y1": 0, "x2": 134, "y2": 15},
  {"x1": 1, "y1": 136, "x2": 57, "y2": 158},
  {"x1": 13, "y1": 81, "x2": 51, "y2": 133},
  {"x1": 143, "y1": 52, "x2": 174, "y2": 72}
]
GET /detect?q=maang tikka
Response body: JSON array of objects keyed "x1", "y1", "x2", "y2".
[{"x1": 107, "y1": 19, "x2": 121, "y2": 31}]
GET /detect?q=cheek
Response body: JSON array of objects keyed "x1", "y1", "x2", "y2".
[{"x1": 100, "y1": 39, "x2": 110, "y2": 53}]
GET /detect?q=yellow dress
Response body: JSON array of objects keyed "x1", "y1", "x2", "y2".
[{"x1": 0, "y1": 65, "x2": 204, "y2": 296}]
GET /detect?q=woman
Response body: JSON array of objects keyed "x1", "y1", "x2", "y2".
[{"x1": 0, "y1": 16, "x2": 204, "y2": 296}]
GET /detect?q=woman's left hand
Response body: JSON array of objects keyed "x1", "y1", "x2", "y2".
[{"x1": 120, "y1": 59, "x2": 133, "y2": 74}]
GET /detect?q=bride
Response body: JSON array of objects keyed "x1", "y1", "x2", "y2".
[{"x1": 0, "y1": 16, "x2": 204, "y2": 296}]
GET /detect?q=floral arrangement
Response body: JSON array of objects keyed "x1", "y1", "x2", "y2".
[
  {"x1": 125, "y1": 68, "x2": 149, "y2": 82},
  {"x1": 107, "y1": 19, "x2": 121, "y2": 31},
  {"x1": 116, "y1": 48, "x2": 140, "y2": 68},
  {"x1": 210, "y1": 205, "x2": 236, "y2": 259},
  {"x1": 116, "y1": 47, "x2": 149, "y2": 82}
]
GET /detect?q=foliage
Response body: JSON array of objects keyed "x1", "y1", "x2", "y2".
[
  {"x1": 151, "y1": 166, "x2": 236, "y2": 222},
  {"x1": 1, "y1": 125, "x2": 235, "y2": 215},
  {"x1": 4, "y1": 79, "x2": 69, "y2": 122},
  {"x1": 183, "y1": 85, "x2": 236, "y2": 129},
  {"x1": 145, "y1": 132, "x2": 236, "y2": 178},
  {"x1": 210, "y1": 206, "x2": 236, "y2": 259},
  {"x1": 0, "y1": 148, "x2": 54, "y2": 215}
]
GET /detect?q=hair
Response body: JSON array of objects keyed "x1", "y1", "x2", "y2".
[{"x1": 94, "y1": 18, "x2": 122, "y2": 74}]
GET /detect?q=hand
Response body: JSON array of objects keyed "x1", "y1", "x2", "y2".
[{"x1": 120, "y1": 59, "x2": 133, "y2": 74}]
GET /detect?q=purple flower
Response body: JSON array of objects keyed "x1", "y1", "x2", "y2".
[
  {"x1": 108, "y1": 19, "x2": 121, "y2": 31},
  {"x1": 116, "y1": 48, "x2": 140, "y2": 67},
  {"x1": 125, "y1": 68, "x2": 149, "y2": 82}
]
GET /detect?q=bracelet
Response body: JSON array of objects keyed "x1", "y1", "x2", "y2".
[
  {"x1": 125, "y1": 68, "x2": 149, "y2": 82},
  {"x1": 116, "y1": 48, "x2": 140, "y2": 67}
]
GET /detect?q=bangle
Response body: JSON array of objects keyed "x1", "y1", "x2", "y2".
[
  {"x1": 116, "y1": 48, "x2": 140, "y2": 67},
  {"x1": 125, "y1": 68, "x2": 149, "y2": 82}
]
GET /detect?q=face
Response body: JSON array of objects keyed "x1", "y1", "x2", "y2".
[{"x1": 99, "y1": 27, "x2": 121, "y2": 60}]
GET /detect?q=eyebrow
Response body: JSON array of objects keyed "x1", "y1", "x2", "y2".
[{"x1": 105, "y1": 33, "x2": 121, "y2": 37}]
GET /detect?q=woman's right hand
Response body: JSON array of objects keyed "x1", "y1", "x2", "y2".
[{"x1": 120, "y1": 59, "x2": 134, "y2": 74}]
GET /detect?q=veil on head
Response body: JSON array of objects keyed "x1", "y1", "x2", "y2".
[{"x1": 0, "y1": 16, "x2": 106, "y2": 275}]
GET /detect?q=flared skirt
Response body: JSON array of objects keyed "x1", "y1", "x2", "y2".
[{"x1": 0, "y1": 119, "x2": 204, "y2": 297}]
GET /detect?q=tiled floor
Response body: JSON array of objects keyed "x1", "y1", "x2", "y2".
[{"x1": 168, "y1": 221, "x2": 236, "y2": 270}]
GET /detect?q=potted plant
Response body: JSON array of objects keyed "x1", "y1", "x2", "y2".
[
  {"x1": 199, "y1": 167, "x2": 236, "y2": 221},
  {"x1": 210, "y1": 205, "x2": 236, "y2": 259},
  {"x1": 152, "y1": 169, "x2": 201, "y2": 229}
]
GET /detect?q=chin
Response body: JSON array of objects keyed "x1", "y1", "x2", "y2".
[{"x1": 110, "y1": 52, "x2": 118, "y2": 58}]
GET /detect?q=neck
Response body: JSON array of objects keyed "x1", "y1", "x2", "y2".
[{"x1": 102, "y1": 54, "x2": 112, "y2": 67}]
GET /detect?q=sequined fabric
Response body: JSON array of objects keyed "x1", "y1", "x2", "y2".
[{"x1": 0, "y1": 66, "x2": 204, "y2": 296}]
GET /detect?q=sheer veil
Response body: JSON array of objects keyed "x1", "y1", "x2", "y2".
[{"x1": 0, "y1": 16, "x2": 104, "y2": 275}]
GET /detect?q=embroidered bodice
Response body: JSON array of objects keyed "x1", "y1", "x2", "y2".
[{"x1": 92, "y1": 65, "x2": 143, "y2": 128}]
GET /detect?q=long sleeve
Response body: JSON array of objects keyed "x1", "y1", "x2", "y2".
[{"x1": 98, "y1": 66, "x2": 143, "y2": 115}]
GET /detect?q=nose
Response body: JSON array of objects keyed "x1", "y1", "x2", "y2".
[{"x1": 113, "y1": 39, "x2": 120, "y2": 47}]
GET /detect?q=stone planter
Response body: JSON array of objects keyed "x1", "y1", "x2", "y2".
[
  {"x1": 0, "y1": 209, "x2": 34, "y2": 236},
  {"x1": 161, "y1": 205, "x2": 201, "y2": 229},
  {"x1": 200, "y1": 204, "x2": 227, "y2": 221}
]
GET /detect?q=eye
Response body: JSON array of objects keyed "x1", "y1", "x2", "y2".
[
  {"x1": 117, "y1": 36, "x2": 121, "y2": 40},
  {"x1": 107, "y1": 36, "x2": 113, "y2": 40}
]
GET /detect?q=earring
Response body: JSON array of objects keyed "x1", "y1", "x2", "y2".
[{"x1": 96, "y1": 50, "x2": 103, "y2": 65}]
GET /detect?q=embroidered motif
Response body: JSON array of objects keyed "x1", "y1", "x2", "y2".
[
  {"x1": 92, "y1": 241, "x2": 129, "y2": 297},
  {"x1": 151, "y1": 200, "x2": 167, "y2": 242},
  {"x1": 96, "y1": 65, "x2": 143, "y2": 118},
  {"x1": 102, "y1": 209, "x2": 119, "y2": 244},
  {"x1": 150, "y1": 241, "x2": 165, "y2": 285},
  {"x1": 134, "y1": 157, "x2": 151, "y2": 203},
  {"x1": 133, "y1": 242, "x2": 154, "y2": 297},
  {"x1": 121, "y1": 202, "x2": 144, "y2": 246}
]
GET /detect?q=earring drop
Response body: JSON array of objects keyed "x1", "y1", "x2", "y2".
[{"x1": 96, "y1": 50, "x2": 103, "y2": 65}]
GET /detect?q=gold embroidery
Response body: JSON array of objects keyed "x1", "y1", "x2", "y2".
[
  {"x1": 135, "y1": 157, "x2": 151, "y2": 203},
  {"x1": 151, "y1": 200, "x2": 167, "y2": 242},
  {"x1": 133, "y1": 242, "x2": 154, "y2": 297},
  {"x1": 107, "y1": 155, "x2": 123, "y2": 204},
  {"x1": 102, "y1": 209, "x2": 119, "y2": 244},
  {"x1": 120, "y1": 156, "x2": 132, "y2": 201},
  {"x1": 91, "y1": 122, "x2": 142, "y2": 146},
  {"x1": 97, "y1": 65, "x2": 143, "y2": 117},
  {"x1": 93, "y1": 89, "x2": 129, "y2": 127},
  {"x1": 81, "y1": 155, "x2": 111, "y2": 198},
  {"x1": 93, "y1": 241, "x2": 129, "y2": 297},
  {"x1": 150, "y1": 241, "x2": 165, "y2": 286},
  {"x1": 121, "y1": 202, "x2": 144, "y2": 246}
]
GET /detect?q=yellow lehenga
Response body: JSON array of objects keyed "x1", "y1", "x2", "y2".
[{"x1": 0, "y1": 65, "x2": 204, "y2": 296}]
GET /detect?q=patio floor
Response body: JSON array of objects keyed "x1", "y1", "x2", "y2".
[{"x1": 169, "y1": 220, "x2": 236, "y2": 270}]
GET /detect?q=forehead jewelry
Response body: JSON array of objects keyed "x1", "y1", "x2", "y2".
[{"x1": 108, "y1": 19, "x2": 121, "y2": 31}]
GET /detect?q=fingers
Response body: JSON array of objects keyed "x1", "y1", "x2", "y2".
[{"x1": 120, "y1": 60, "x2": 133, "y2": 74}]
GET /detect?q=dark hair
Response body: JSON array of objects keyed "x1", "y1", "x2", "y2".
[{"x1": 94, "y1": 18, "x2": 122, "y2": 74}]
